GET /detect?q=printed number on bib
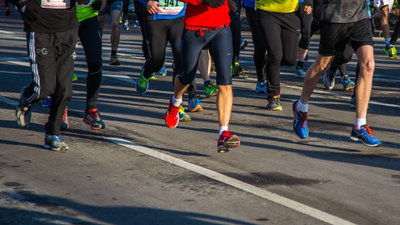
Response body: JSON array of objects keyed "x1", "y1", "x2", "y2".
[
  {"x1": 159, "y1": 0, "x2": 183, "y2": 15},
  {"x1": 41, "y1": 0, "x2": 71, "y2": 9}
]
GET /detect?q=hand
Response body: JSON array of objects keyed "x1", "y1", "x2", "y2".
[
  {"x1": 202, "y1": 0, "x2": 225, "y2": 9},
  {"x1": 146, "y1": 1, "x2": 162, "y2": 14},
  {"x1": 304, "y1": 5, "x2": 312, "y2": 14}
]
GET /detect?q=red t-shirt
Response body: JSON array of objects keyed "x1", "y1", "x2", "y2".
[{"x1": 180, "y1": 0, "x2": 231, "y2": 29}]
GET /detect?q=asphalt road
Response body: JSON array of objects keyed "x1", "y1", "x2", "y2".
[{"x1": 0, "y1": 13, "x2": 399, "y2": 225}]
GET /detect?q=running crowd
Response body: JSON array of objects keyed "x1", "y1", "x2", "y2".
[{"x1": 7, "y1": 0, "x2": 392, "y2": 151}]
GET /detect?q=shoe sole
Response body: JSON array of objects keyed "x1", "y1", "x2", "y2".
[
  {"x1": 188, "y1": 106, "x2": 203, "y2": 112},
  {"x1": 218, "y1": 135, "x2": 240, "y2": 153},
  {"x1": 110, "y1": 61, "x2": 121, "y2": 66},
  {"x1": 350, "y1": 136, "x2": 382, "y2": 147},
  {"x1": 83, "y1": 119, "x2": 105, "y2": 130},
  {"x1": 206, "y1": 91, "x2": 218, "y2": 98},
  {"x1": 266, "y1": 106, "x2": 283, "y2": 111},
  {"x1": 44, "y1": 145, "x2": 69, "y2": 151},
  {"x1": 343, "y1": 83, "x2": 355, "y2": 91},
  {"x1": 16, "y1": 108, "x2": 31, "y2": 127}
]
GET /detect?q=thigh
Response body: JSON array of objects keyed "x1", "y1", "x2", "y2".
[
  {"x1": 180, "y1": 29, "x2": 207, "y2": 81},
  {"x1": 56, "y1": 29, "x2": 78, "y2": 86},
  {"x1": 319, "y1": 22, "x2": 351, "y2": 56},
  {"x1": 79, "y1": 17, "x2": 102, "y2": 65},
  {"x1": 167, "y1": 17, "x2": 184, "y2": 63},
  {"x1": 258, "y1": 11, "x2": 283, "y2": 58},
  {"x1": 145, "y1": 20, "x2": 168, "y2": 59},
  {"x1": 281, "y1": 28, "x2": 299, "y2": 66},
  {"x1": 209, "y1": 27, "x2": 233, "y2": 85},
  {"x1": 110, "y1": 1, "x2": 123, "y2": 22}
]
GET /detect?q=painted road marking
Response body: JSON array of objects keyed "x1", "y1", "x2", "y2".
[{"x1": 104, "y1": 137, "x2": 356, "y2": 225}]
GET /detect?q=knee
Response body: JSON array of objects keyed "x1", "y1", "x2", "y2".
[
  {"x1": 282, "y1": 54, "x2": 297, "y2": 67},
  {"x1": 360, "y1": 59, "x2": 375, "y2": 74},
  {"x1": 88, "y1": 62, "x2": 102, "y2": 74},
  {"x1": 267, "y1": 52, "x2": 283, "y2": 65},
  {"x1": 112, "y1": 20, "x2": 120, "y2": 29}
]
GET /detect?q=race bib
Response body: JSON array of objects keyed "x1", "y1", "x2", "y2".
[
  {"x1": 41, "y1": 0, "x2": 71, "y2": 9},
  {"x1": 159, "y1": 0, "x2": 184, "y2": 15}
]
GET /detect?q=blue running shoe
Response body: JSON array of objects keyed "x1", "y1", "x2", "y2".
[
  {"x1": 304, "y1": 53, "x2": 309, "y2": 61},
  {"x1": 341, "y1": 75, "x2": 355, "y2": 91},
  {"x1": 44, "y1": 134, "x2": 69, "y2": 151},
  {"x1": 188, "y1": 97, "x2": 203, "y2": 112},
  {"x1": 350, "y1": 125, "x2": 382, "y2": 147},
  {"x1": 42, "y1": 96, "x2": 52, "y2": 108},
  {"x1": 156, "y1": 64, "x2": 167, "y2": 77},
  {"x1": 292, "y1": 101, "x2": 308, "y2": 139},
  {"x1": 240, "y1": 38, "x2": 248, "y2": 50},
  {"x1": 136, "y1": 69, "x2": 149, "y2": 96},
  {"x1": 16, "y1": 86, "x2": 32, "y2": 127},
  {"x1": 255, "y1": 80, "x2": 267, "y2": 93}
]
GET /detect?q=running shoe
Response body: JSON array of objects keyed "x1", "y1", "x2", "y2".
[
  {"x1": 294, "y1": 67, "x2": 306, "y2": 79},
  {"x1": 15, "y1": 86, "x2": 32, "y2": 127},
  {"x1": 204, "y1": 80, "x2": 218, "y2": 97},
  {"x1": 42, "y1": 96, "x2": 52, "y2": 108},
  {"x1": 240, "y1": 38, "x2": 248, "y2": 50},
  {"x1": 156, "y1": 64, "x2": 167, "y2": 77},
  {"x1": 341, "y1": 75, "x2": 355, "y2": 91},
  {"x1": 149, "y1": 73, "x2": 157, "y2": 80},
  {"x1": 165, "y1": 97, "x2": 180, "y2": 129},
  {"x1": 83, "y1": 108, "x2": 105, "y2": 130},
  {"x1": 231, "y1": 62, "x2": 245, "y2": 77},
  {"x1": 322, "y1": 70, "x2": 335, "y2": 90},
  {"x1": 255, "y1": 79, "x2": 267, "y2": 93},
  {"x1": 349, "y1": 95, "x2": 356, "y2": 109},
  {"x1": 384, "y1": 44, "x2": 398, "y2": 59},
  {"x1": 211, "y1": 63, "x2": 216, "y2": 73},
  {"x1": 133, "y1": 20, "x2": 140, "y2": 28},
  {"x1": 217, "y1": 131, "x2": 240, "y2": 153},
  {"x1": 292, "y1": 100, "x2": 308, "y2": 139},
  {"x1": 109, "y1": 55, "x2": 121, "y2": 65},
  {"x1": 350, "y1": 125, "x2": 382, "y2": 147},
  {"x1": 304, "y1": 53, "x2": 309, "y2": 61},
  {"x1": 188, "y1": 97, "x2": 203, "y2": 112},
  {"x1": 44, "y1": 134, "x2": 69, "y2": 151},
  {"x1": 119, "y1": 14, "x2": 123, "y2": 24},
  {"x1": 179, "y1": 105, "x2": 191, "y2": 122},
  {"x1": 72, "y1": 73, "x2": 78, "y2": 82},
  {"x1": 266, "y1": 95, "x2": 283, "y2": 111},
  {"x1": 123, "y1": 20, "x2": 129, "y2": 30},
  {"x1": 60, "y1": 107, "x2": 69, "y2": 130},
  {"x1": 136, "y1": 70, "x2": 149, "y2": 96}
]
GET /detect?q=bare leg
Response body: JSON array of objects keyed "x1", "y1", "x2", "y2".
[
  {"x1": 354, "y1": 45, "x2": 375, "y2": 119},
  {"x1": 380, "y1": 6, "x2": 390, "y2": 39},
  {"x1": 300, "y1": 55, "x2": 333, "y2": 104},
  {"x1": 110, "y1": 10, "x2": 122, "y2": 53},
  {"x1": 198, "y1": 49, "x2": 212, "y2": 82},
  {"x1": 217, "y1": 85, "x2": 233, "y2": 127}
]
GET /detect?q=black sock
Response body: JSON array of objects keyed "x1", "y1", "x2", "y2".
[
  {"x1": 111, "y1": 50, "x2": 117, "y2": 56},
  {"x1": 296, "y1": 61, "x2": 304, "y2": 69}
]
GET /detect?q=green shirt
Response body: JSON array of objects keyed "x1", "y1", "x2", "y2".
[
  {"x1": 255, "y1": 0, "x2": 298, "y2": 13},
  {"x1": 76, "y1": 1, "x2": 99, "y2": 23}
]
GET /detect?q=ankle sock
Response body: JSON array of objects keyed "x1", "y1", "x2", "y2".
[
  {"x1": 355, "y1": 118, "x2": 367, "y2": 129},
  {"x1": 297, "y1": 100, "x2": 308, "y2": 113},
  {"x1": 219, "y1": 126, "x2": 228, "y2": 135}
]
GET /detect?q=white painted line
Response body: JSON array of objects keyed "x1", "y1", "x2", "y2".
[
  {"x1": 0, "y1": 30, "x2": 14, "y2": 34},
  {"x1": 104, "y1": 136, "x2": 356, "y2": 225},
  {"x1": 0, "y1": 57, "x2": 30, "y2": 67},
  {"x1": 0, "y1": 95, "x2": 18, "y2": 106}
]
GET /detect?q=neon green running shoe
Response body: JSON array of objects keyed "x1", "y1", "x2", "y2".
[
  {"x1": 231, "y1": 62, "x2": 245, "y2": 77},
  {"x1": 136, "y1": 69, "x2": 150, "y2": 96},
  {"x1": 384, "y1": 45, "x2": 398, "y2": 59},
  {"x1": 204, "y1": 80, "x2": 218, "y2": 97},
  {"x1": 72, "y1": 73, "x2": 78, "y2": 82}
]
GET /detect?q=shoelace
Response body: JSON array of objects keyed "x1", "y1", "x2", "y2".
[
  {"x1": 62, "y1": 108, "x2": 68, "y2": 121},
  {"x1": 88, "y1": 111, "x2": 99, "y2": 121},
  {"x1": 363, "y1": 125, "x2": 375, "y2": 138},
  {"x1": 300, "y1": 112, "x2": 308, "y2": 128}
]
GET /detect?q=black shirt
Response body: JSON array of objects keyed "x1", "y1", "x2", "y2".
[
  {"x1": 322, "y1": 0, "x2": 368, "y2": 23},
  {"x1": 10, "y1": 0, "x2": 89, "y2": 33}
]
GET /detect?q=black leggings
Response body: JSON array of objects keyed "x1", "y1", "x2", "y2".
[
  {"x1": 297, "y1": 2, "x2": 313, "y2": 49},
  {"x1": 123, "y1": 0, "x2": 130, "y2": 22},
  {"x1": 245, "y1": 7, "x2": 266, "y2": 81},
  {"x1": 258, "y1": 10, "x2": 299, "y2": 98},
  {"x1": 78, "y1": 16, "x2": 103, "y2": 110},
  {"x1": 230, "y1": 0, "x2": 241, "y2": 64},
  {"x1": 133, "y1": 0, "x2": 150, "y2": 60},
  {"x1": 143, "y1": 18, "x2": 198, "y2": 98}
]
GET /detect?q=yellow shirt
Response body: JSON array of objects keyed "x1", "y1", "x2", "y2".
[{"x1": 255, "y1": 0, "x2": 299, "y2": 13}]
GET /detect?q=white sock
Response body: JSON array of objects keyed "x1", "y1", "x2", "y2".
[
  {"x1": 355, "y1": 118, "x2": 367, "y2": 129},
  {"x1": 219, "y1": 126, "x2": 228, "y2": 135},
  {"x1": 172, "y1": 95, "x2": 182, "y2": 107},
  {"x1": 297, "y1": 100, "x2": 308, "y2": 113},
  {"x1": 385, "y1": 38, "x2": 391, "y2": 47}
]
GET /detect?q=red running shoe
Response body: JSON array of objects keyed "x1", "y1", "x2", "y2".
[
  {"x1": 165, "y1": 98, "x2": 180, "y2": 129},
  {"x1": 217, "y1": 131, "x2": 240, "y2": 153}
]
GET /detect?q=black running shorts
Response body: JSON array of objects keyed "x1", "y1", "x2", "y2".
[{"x1": 319, "y1": 19, "x2": 373, "y2": 56}]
